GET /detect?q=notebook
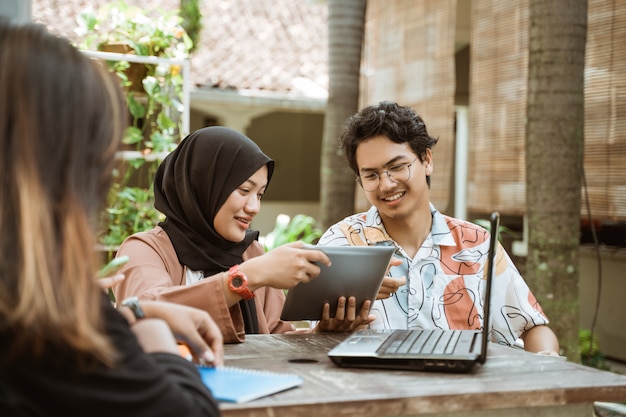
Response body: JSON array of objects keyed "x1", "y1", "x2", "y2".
[
  {"x1": 327, "y1": 212, "x2": 501, "y2": 373},
  {"x1": 197, "y1": 366, "x2": 303, "y2": 403},
  {"x1": 280, "y1": 245, "x2": 396, "y2": 321}
]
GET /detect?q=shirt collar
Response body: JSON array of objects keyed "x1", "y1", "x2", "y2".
[{"x1": 362, "y1": 203, "x2": 456, "y2": 247}]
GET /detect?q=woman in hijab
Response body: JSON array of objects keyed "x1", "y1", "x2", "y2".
[{"x1": 114, "y1": 126, "x2": 373, "y2": 342}]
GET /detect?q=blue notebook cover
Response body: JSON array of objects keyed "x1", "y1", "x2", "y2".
[{"x1": 197, "y1": 366, "x2": 304, "y2": 403}]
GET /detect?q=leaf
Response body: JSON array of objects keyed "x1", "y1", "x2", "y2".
[
  {"x1": 122, "y1": 126, "x2": 143, "y2": 145},
  {"x1": 142, "y1": 76, "x2": 159, "y2": 96},
  {"x1": 263, "y1": 214, "x2": 323, "y2": 251},
  {"x1": 156, "y1": 112, "x2": 176, "y2": 130},
  {"x1": 127, "y1": 95, "x2": 146, "y2": 119}
]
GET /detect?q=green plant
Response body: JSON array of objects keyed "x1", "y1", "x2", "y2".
[
  {"x1": 123, "y1": 68, "x2": 184, "y2": 153},
  {"x1": 77, "y1": 1, "x2": 192, "y2": 59},
  {"x1": 96, "y1": 154, "x2": 164, "y2": 254},
  {"x1": 579, "y1": 329, "x2": 610, "y2": 370},
  {"x1": 179, "y1": 0, "x2": 203, "y2": 54},
  {"x1": 77, "y1": 2, "x2": 192, "y2": 248},
  {"x1": 77, "y1": 1, "x2": 192, "y2": 154},
  {"x1": 472, "y1": 218, "x2": 521, "y2": 241},
  {"x1": 98, "y1": 182, "x2": 164, "y2": 250},
  {"x1": 263, "y1": 214, "x2": 323, "y2": 251}
]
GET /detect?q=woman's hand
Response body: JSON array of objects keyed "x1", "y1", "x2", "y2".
[
  {"x1": 139, "y1": 301, "x2": 224, "y2": 366},
  {"x1": 314, "y1": 297, "x2": 375, "y2": 332},
  {"x1": 97, "y1": 273, "x2": 125, "y2": 291},
  {"x1": 240, "y1": 241, "x2": 331, "y2": 290}
]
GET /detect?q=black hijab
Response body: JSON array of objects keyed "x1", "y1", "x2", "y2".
[{"x1": 154, "y1": 126, "x2": 274, "y2": 333}]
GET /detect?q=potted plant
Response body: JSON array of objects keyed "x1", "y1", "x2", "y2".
[
  {"x1": 76, "y1": 1, "x2": 194, "y2": 254},
  {"x1": 77, "y1": 1, "x2": 192, "y2": 59},
  {"x1": 77, "y1": 0, "x2": 192, "y2": 154}
]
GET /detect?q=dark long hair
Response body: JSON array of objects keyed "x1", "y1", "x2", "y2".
[{"x1": 0, "y1": 20, "x2": 126, "y2": 366}]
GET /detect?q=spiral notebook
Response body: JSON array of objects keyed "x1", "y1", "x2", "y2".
[{"x1": 197, "y1": 366, "x2": 303, "y2": 403}]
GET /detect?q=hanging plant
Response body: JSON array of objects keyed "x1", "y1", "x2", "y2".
[
  {"x1": 76, "y1": 1, "x2": 192, "y2": 250},
  {"x1": 77, "y1": 0, "x2": 192, "y2": 154}
]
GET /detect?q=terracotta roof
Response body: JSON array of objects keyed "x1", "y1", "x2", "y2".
[{"x1": 31, "y1": 0, "x2": 328, "y2": 98}]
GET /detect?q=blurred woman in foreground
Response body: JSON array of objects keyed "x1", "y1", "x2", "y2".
[{"x1": 0, "y1": 19, "x2": 222, "y2": 417}]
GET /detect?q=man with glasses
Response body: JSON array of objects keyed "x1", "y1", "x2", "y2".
[{"x1": 318, "y1": 101, "x2": 560, "y2": 356}]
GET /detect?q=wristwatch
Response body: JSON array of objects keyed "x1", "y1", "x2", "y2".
[
  {"x1": 121, "y1": 296, "x2": 145, "y2": 319},
  {"x1": 227, "y1": 265, "x2": 255, "y2": 300}
]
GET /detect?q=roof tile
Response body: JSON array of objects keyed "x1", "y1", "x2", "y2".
[{"x1": 31, "y1": 0, "x2": 328, "y2": 97}]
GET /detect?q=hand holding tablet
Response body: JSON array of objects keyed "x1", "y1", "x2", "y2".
[{"x1": 280, "y1": 245, "x2": 396, "y2": 321}]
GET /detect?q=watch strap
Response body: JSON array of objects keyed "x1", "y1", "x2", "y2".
[
  {"x1": 228, "y1": 265, "x2": 255, "y2": 300},
  {"x1": 121, "y1": 296, "x2": 145, "y2": 319}
]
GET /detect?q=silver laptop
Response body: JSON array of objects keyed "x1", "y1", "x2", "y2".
[
  {"x1": 280, "y1": 245, "x2": 396, "y2": 321},
  {"x1": 328, "y1": 212, "x2": 501, "y2": 373}
]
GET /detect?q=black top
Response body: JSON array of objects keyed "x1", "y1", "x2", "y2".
[{"x1": 0, "y1": 295, "x2": 220, "y2": 417}]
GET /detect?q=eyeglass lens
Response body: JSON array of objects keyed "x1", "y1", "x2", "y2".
[{"x1": 358, "y1": 159, "x2": 416, "y2": 191}]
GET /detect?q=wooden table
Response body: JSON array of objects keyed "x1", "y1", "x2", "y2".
[{"x1": 219, "y1": 333, "x2": 626, "y2": 417}]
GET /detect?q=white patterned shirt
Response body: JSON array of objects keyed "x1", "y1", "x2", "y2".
[{"x1": 318, "y1": 204, "x2": 550, "y2": 346}]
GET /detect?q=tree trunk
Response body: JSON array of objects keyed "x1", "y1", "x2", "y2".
[
  {"x1": 320, "y1": 0, "x2": 367, "y2": 229},
  {"x1": 525, "y1": 0, "x2": 587, "y2": 362}
]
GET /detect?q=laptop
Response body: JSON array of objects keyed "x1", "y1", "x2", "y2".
[
  {"x1": 327, "y1": 212, "x2": 501, "y2": 373},
  {"x1": 280, "y1": 245, "x2": 396, "y2": 321}
]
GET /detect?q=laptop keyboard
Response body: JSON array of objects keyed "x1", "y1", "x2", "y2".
[{"x1": 377, "y1": 329, "x2": 464, "y2": 356}]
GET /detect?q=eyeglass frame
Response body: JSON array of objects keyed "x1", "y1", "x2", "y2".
[{"x1": 355, "y1": 157, "x2": 420, "y2": 191}]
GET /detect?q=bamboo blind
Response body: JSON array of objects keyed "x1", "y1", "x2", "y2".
[
  {"x1": 468, "y1": 0, "x2": 530, "y2": 216},
  {"x1": 584, "y1": 0, "x2": 626, "y2": 221},
  {"x1": 359, "y1": 0, "x2": 456, "y2": 213},
  {"x1": 469, "y1": 0, "x2": 626, "y2": 222}
]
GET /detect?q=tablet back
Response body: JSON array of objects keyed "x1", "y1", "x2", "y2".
[{"x1": 280, "y1": 245, "x2": 396, "y2": 321}]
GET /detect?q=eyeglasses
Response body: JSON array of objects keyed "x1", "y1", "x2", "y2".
[{"x1": 356, "y1": 158, "x2": 419, "y2": 192}]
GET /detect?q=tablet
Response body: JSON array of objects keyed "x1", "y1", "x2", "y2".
[{"x1": 280, "y1": 245, "x2": 396, "y2": 321}]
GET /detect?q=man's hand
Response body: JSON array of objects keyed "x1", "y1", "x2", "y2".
[
  {"x1": 376, "y1": 257, "x2": 406, "y2": 300},
  {"x1": 314, "y1": 296, "x2": 375, "y2": 332}
]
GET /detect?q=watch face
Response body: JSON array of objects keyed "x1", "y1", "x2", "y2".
[
  {"x1": 231, "y1": 276, "x2": 244, "y2": 288},
  {"x1": 228, "y1": 267, "x2": 253, "y2": 300}
]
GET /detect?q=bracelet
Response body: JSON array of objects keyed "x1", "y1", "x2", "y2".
[{"x1": 121, "y1": 296, "x2": 145, "y2": 319}]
